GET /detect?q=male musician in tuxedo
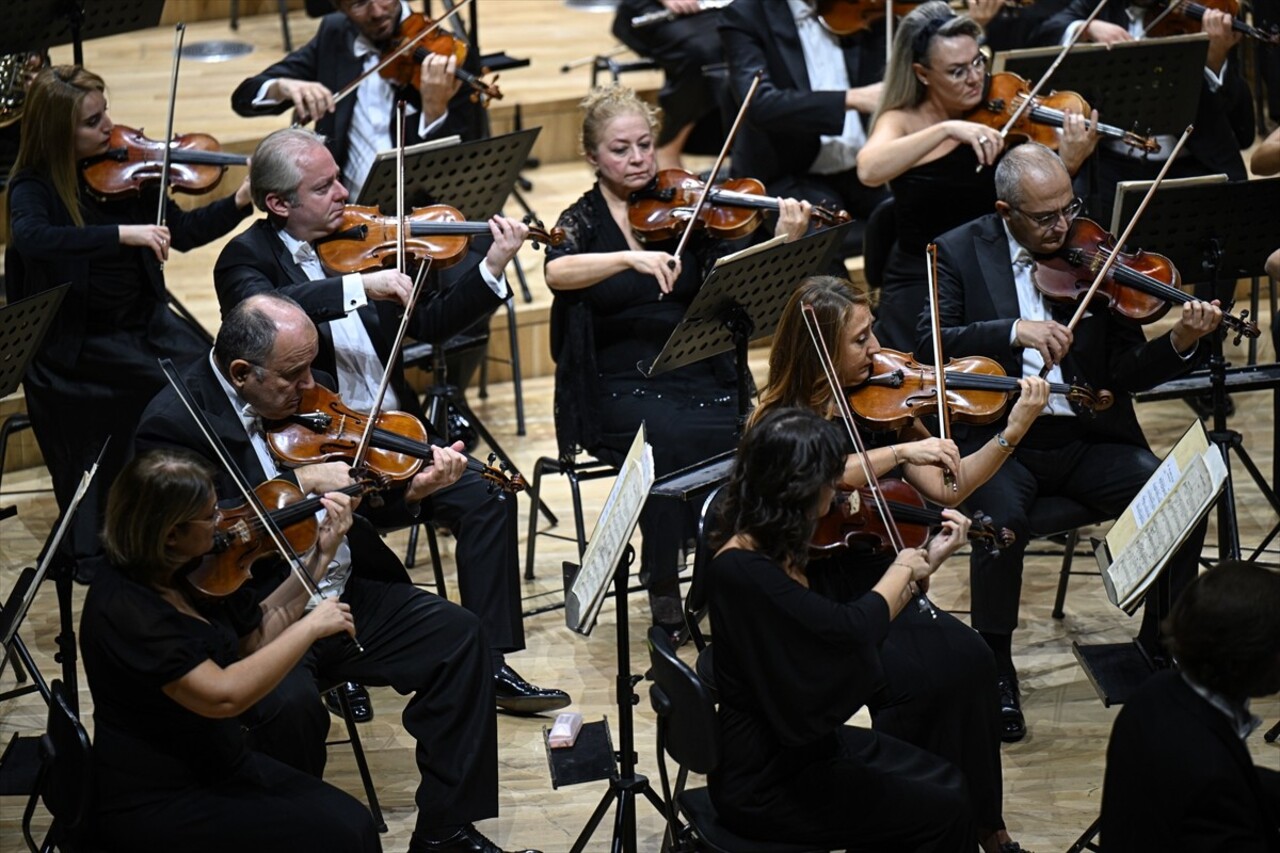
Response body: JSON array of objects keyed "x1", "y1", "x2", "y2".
[
  {"x1": 1101, "y1": 561, "x2": 1280, "y2": 851},
  {"x1": 135, "y1": 293, "x2": 541, "y2": 853},
  {"x1": 1035, "y1": 0, "x2": 1255, "y2": 223},
  {"x1": 214, "y1": 127, "x2": 570, "y2": 717},
  {"x1": 718, "y1": 0, "x2": 889, "y2": 258},
  {"x1": 918, "y1": 143, "x2": 1222, "y2": 742},
  {"x1": 231, "y1": 0, "x2": 482, "y2": 199}
]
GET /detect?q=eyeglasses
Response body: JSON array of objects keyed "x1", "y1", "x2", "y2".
[
  {"x1": 249, "y1": 361, "x2": 311, "y2": 385},
  {"x1": 927, "y1": 53, "x2": 988, "y2": 83},
  {"x1": 1011, "y1": 196, "x2": 1085, "y2": 229},
  {"x1": 187, "y1": 507, "x2": 224, "y2": 527}
]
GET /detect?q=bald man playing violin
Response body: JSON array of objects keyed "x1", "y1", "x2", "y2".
[
  {"x1": 916, "y1": 143, "x2": 1222, "y2": 743},
  {"x1": 232, "y1": 0, "x2": 482, "y2": 199},
  {"x1": 214, "y1": 127, "x2": 567, "y2": 720}
]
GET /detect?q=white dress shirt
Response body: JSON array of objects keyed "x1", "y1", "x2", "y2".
[
  {"x1": 1003, "y1": 224, "x2": 1077, "y2": 416},
  {"x1": 787, "y1": 0, "x2": 866, "y2": 175}
]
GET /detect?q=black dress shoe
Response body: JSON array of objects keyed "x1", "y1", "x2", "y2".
[
  {"x1": 325, "y1": 681, "x2": 374, "y2": 723},
  {"x1": 996, "y1": 675, "x2": 1026, "y2": 743},
  {"x1": 493, "y1": 664, "x2": 571, "y2": 715},
  {"x1": 413, "y1": 824, "x2": 542, "y2": 853}
]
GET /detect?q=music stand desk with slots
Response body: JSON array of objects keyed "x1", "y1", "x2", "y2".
[
  {"x1": 993, "y1": 34, "x2": 1210, "y2": 136},
  {"x1": 5, "y1": 0, "x2": 166, "y2": 65}
]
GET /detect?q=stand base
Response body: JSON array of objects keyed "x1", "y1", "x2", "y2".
[
  {"x1": 1072, "y1": 640, "x2": 1157, "y2": 707},
  {"x1": 569, "y1": 772, "x2": 667, "y2": 853}
]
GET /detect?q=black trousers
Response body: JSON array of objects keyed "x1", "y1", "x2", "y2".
[
  {"x1": 960, "y1": 421, "x2": 1206, "y2": 638},
  {"x1": 243, "y1": 576, "x2": 498, "y2": 837}
]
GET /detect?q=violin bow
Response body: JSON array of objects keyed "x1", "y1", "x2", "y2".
[
  {"x1": 924, "y1": 243, "x2": 958, "y2": 493},
  {"x1": 158, "y1": 359, "x2": 364, "y2": 653},
  {"x1": 396, "y1": 101, "x2": 408, "y2": 278},
  {"x1": 155, "y1": 23, "x2": 186, "y2": 261},
  {"x1": 982, "y1": 0, "x2": 1109, "y2": 172},
  {"x1": 327, "y1": 0, "x2": 474, "y2": 112},
  {"x1": 1040, "y1": 124, "x2": 1194, "y2": 376},
  {"x1": 665, "y1": 69, "x2": 764, "y2": 273},
  {"x1": 800, "y1": 303, "x2": 940, "y2": 619}
]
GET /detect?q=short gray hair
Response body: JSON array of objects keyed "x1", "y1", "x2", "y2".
[
  {"x1": 249, "y1": 127, "x2": 329, "y2": 211},
  {"x1": 214, "y1": 292, "x2": 305, "y2": 373},
  {"x1": 993, "y1": 143, "x2": 1068, "y2": 208}
]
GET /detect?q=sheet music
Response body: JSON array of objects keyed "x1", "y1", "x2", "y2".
[
  {"x1": 1100, "y1": 421, "x2": 1226, "y2": 614},
  {"x1": 565, "y1": 427, "x2": 655, "y2": 635},
  {"x1": 713, "y1": 234, "x2": 786, "y2": 268}
]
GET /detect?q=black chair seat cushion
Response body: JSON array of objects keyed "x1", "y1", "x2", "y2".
[{"x1": 1026, "y1": 495, "x2": 1109, "y2": 538}]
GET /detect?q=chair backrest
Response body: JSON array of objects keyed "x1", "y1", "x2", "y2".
[
  {"x1": 685, "y1": 485, "x2": 727, "y2": 649},
  {"x1": 647, "y1": 626, "x2": 721, "y2": 775},
  {"x1": 30, "y1": 679, "x2": 93, "y2": 847},
  {"x1": 861, "y1": 196, "x2": 897, "y2": 290}
]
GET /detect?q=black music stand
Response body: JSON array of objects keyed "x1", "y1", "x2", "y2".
[
  {"x1": 359, "y1": 131, "x2": 542, "y2": 487},
  {"x1": 994, "y1": 34, "x2": 1209, "y2": 136},
  {"x1": 1111, "y1": 176, "x2": 1280, "y2": 563},
  {"x1": 2, "y1": 0, "x2": 165, "y2": 64},
  {"x1": 644, "y1": 225, "x2": 850, "y2": 427}
]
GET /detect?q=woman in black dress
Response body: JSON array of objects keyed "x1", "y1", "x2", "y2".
[
  {"x1": 856, "y1": 1, "x2": 1096, "y2": 350},
  {"x1": 749, "y1": 275, "x2": 1046, "y2": 852},
  {"x1": 80, "y1": 448, "x2": 379, "y2": 852},
  {"x1": 544, "y1": 85, "x2": 808, "y2": 639},
  {"x1": 707, "y1": 406, "x2": 975, "y2": 850},
  {"x1": 6, "y1": 66, "x2": 253, "y2": 566}
]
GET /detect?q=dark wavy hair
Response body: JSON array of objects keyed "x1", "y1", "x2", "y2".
[
  {"x1": 711, "y1": 407, "x2": 847, "y2": 571},
  {"x1": 1164, "y1": 561, "x2": 1280, "y2": 700}
]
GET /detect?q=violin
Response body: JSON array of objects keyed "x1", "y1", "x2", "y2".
[
  {"x1": 814, "y1": 0, "x2": 1032, "y2": 35},
  {"x1": 966, "y1": 72, "x2": 1159, "y2": 155},
  {"x1": 265, "y1": 385, "x2": 525, "y2": 494},
  {"x1": 627, "y1": 169, "x2": 850, "y2": 244},
  {"x1": 1033, "y1": 217, "x2": 1260, "y2": 343},
  {"x1": 80, "y1": 125, "x2": 249, "y2": 200},
  {"x1": 188, "y1": 477, "x2": 380, "y2": 598},
  {"x1": 811, "y1": 478, "x2": 1015, "y2": 555},
  {"x1": 378, "y1": 12, "x2": 502, "y2": 105},
  {"x1": 850, "y1": 349, "x2": 1113, "y2": 431},
  {"x1": 1136, "y1": 0, "x2": 1280, "y2": 43},
  {"x1": 314, "y1": 204, "x2": 563, "y2": 274}
]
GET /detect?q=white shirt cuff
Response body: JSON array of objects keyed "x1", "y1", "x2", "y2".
[
  {"x1": 341, "y1": 273, "x2": 368, "y2": 312},
  {"x1": 1171, "y1": 336, "x2": 1198, "y2": 360},
  {"x1": 1061, "y1": 20, "x2": 1086, "y2": 45},
  {"x1": 253, "y1": 79, "x2": 285, "y2": 107},
  {"x1": 419, "y1": 109, "x2": 448, "y2": 140},
  {"x1": 479, "y1": 258, "x2": 510, "y2": 298},
  {"x1": 1009, "y1": 319, "x2": 1020, "y2": 346},
  {"x1": 1204, "y1": 60, "x2": 1226, "y2": 92}
]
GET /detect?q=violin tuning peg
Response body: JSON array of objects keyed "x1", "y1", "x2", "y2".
[{"x1": 487, "y1": 452, "x2": 498, "y2": 465}]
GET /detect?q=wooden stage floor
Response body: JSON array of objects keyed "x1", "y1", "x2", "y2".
[{"x1": 4, "y1": 3, "x2": 1280, "y2": 851}]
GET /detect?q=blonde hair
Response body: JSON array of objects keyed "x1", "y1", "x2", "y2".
[
  {"x1": 9, "y1": 65, "x2": 107, "y2": 227},
  {"x1": 751, "y1": 276, "x2": 872, "y2": 430},
  {"x1": 579, "y1": 84, "x2": 661, "y2": 157},
  {"x1": 871, "y1": 2, "x2": 984, "y2": 129}
]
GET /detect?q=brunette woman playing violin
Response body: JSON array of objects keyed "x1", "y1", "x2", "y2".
[
  {"x1": 6, "y1": 66, "x2": 253, "y2": 570},
  {"x1": 545, "y1": 85, "x2": 811, "y2": 644},
  {"x1": 231, "y1": 0, "x2": 482, "y2": 199},
  {"x1": 80, "y1": 448, "x2": 379, "y2": 852},
  {"x1": 856, "y1": 1, "x2": 1098, "y2": 351},
  {"x1": 750, "y1": 275, "x2": 1047, "y2": 853}
]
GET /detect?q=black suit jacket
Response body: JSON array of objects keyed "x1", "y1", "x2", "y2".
[
  {"x1": 921, "y1": 212, "x2": 1195, "y2": 448},
  {"x1": 1102, "y1": 670, "x2": 1280, "y2": 852},
  {"x1": 1036, "y1": 1, "x2": 1254, "y2": 179},
  {"x1": 213, "y1": 218, "x2": 504, "y2": 417},
  {"x1": 718, "y1": 0, "x2": 885, "y2": 183},
  {"x1": 135, "y1": 359, "x2": 412, "y2": 584},
  {"x1": 229, "y1": 11, "x2": 483, "y2": 179}
]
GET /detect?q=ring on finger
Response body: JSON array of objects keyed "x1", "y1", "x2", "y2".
[{"x1": 978, "y1": 136, "x2": 989, "y2": 145}]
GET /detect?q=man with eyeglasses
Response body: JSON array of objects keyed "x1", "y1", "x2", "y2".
[{"x1": 917, "y1": 143, "x2": 1222, "y2": 742}]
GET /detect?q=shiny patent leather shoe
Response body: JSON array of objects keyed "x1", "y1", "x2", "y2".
[
  {"x1": 413, "y1": 824, "x2": 542, "y2": 853},
  {"x1": 996, "y1": 675, "x2": 1026, "y2": 743},
  {"x1": 493, "y1": 664, "x2": 571, "y2": 715},
  {"x1": 324, "y1": 681, "x2": 373, "y2": 723}
]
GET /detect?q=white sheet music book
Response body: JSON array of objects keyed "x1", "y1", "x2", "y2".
[
  {"x1": 1097, "y1": 420, "x2": 1225, "y2": 614},
  {"x1": 565, "y1": 426, "x2": 654, "y2": 635}
]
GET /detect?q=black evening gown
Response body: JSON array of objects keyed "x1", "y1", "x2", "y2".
[
  {"x1": 706, "y1": 548, "x2": 975, "y2": 851},
  {"x1": 875, "y1": 146, "x2": 997, "y2": 351},
  {"x1": 546, "y1": 185, "x2": 741, "y2": 627},
  {"x1": 79, "y1": 563, "x2": 380, "y2": 852}
]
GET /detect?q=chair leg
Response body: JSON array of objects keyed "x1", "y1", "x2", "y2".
[
  {"x1": 504, "y1": 296, "x2": 527, "y2": 436},
  {"x1": 425, "y1": 524, "x2": 447, "y2": 599},
  {"x1": 405, "y1": 523, "x2": 420, "y2": 569},
  {"x1": 568, "y1": 470, "x2": 589, "y2": 558},
  {"x1": 524, "y1": 457, "x2": 551, "y2": 580},
  {"x1": 1067, "y1": 815, "x2": 1102, "y2": 852},
  {"x1": 277, "y1": 0, "x2": 293, "y2": 51},
  {"x1": 330, "y1": 687, "x2": 387, "y2": 832},
  {"x1": 1052, "y1": 528, "x2": 1082, "y2": 620}
]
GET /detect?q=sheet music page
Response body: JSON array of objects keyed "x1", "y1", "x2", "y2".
[
  {"x1": 565, "y1": 427, "x2": 655, "y2": 635},
  {"x1": 1100, "y1": 421, "x2": 1225, "y2": 613},
  {"x1": 713, "y1": 234, "x2": 786, "y2": 268}
]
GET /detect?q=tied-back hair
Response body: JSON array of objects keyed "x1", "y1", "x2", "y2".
[
  {"x1": 578, "y1": 84, "x2": 661, "y2": 157},
  {"x1": 103, "y1": 449, "x2": 216, "y2": 584},
  {"x1": 871, "y1": 1, "x2": 984, "y2": 129},
  {"x1": 751, "y1": 276, "x2": 870, "y2": 430},
  {"x1": 712, "y1": 407, "x2": 847, "y2": 571},
  {"x1": 9, "y1": 65, "x2": 106, "y2": 228},
  {"x1": 1164, "y1": 561, "x2": 1280, "y2": 700}
]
